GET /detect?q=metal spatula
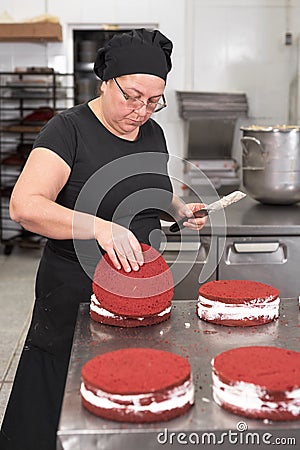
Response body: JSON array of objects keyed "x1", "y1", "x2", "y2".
[{"x1": 169, "y1": 191, "x2": 246, "y2": 232}]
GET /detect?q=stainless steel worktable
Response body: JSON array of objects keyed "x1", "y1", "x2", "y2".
[
  {"x1": 57, "y1": 299, "x2": 300, "y2": 449},
  {"x1": 217, "y1": 196, "x2": 300, "y2": 236},
  {"x1": 168, "y1": 196, "x2": 300, "y2": 236}
]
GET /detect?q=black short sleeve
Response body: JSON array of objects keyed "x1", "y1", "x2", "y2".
[{"x1": 33, "y1": 113, "x2": 77, "y2": 168}]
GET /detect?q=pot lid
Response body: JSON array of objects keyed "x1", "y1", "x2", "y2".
[{"x1": 240, "y1": 124, "x2": 300, "y2": 132}]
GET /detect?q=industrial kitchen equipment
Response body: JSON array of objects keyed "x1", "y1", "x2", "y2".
[
  {"x1": 241, "y1": 124, "x2": 300, "y2": 205},
  {"x1": 176, "y1": 91, "x2": 248, "y2": 197}
]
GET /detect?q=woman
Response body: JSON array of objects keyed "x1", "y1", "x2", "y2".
[{"x1": 0, "y1": 29, "x2": 207, "y2": 450}]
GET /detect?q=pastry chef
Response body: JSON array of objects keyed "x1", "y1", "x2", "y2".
[{"x1": 0, "y1": 28, "x2": 207, "y2": 450}]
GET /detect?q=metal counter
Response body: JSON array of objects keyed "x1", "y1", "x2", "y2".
[
  {"x1": 166, "y1": 196, "x2": 300, "y2": 236},
  {"x1": 57, "y1": 299, "x2": 300, "y2": 449},
  {"x1": 162, "y1": 196, "x2": 300, "y2": 299}
]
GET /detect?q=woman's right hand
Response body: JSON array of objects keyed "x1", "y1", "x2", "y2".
[{"x1": 95, "y1": 219, "x2": 144, "y2": 272}]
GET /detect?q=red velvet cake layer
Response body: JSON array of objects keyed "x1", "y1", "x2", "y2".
[
  {"x1": 92, "y1": 243, "x2": 173, "y2": 317},
  {"x1": 81, "y1": 398, "x2": 191, "y2": 423},
  {"x1": 90, "y1": 308, "x2": 171, "y2": 327},
  {"x1": 199, "y1": 280, "x2": 279, "y2": 304},
  {"x1": 81, "y1": 348, "x2": 194, "y2": 423},
  {"x1": 212, "y1": 346, "x2": 300, "y2": 421},
  {"x1": 82, "y1": 348, "x2": 190, "y2": 394},
  {"x1": 214, "y1": 346, "x2": 300, "y2": 391}
]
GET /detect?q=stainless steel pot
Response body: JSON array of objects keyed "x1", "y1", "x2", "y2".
[{"x1": 241, "y1": 125, "x2": 300, "y2": 205}]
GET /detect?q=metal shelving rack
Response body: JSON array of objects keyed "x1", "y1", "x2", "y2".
[{"x1": 0, "y1": 70, "x2": 74, "y2": 254}]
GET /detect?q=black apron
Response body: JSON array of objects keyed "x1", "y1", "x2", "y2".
[{"x1": 0, "y1": 243, "x2": 94, "y2": 450}]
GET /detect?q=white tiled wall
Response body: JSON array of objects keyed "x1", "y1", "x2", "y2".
[
  {"x1": 192, "y1": 1, "x2": 300, "y2": 121},
  {"x1": 0, "y1": 0, "x2": 300, "y2": 185}
]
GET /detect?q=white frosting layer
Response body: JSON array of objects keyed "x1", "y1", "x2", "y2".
[
  {"x1": 90, "y1": 294, "x2": 171, "y2": 321},
  {"x1": 197, "y1": 295, "x2": 280, "y2": 322},
  {"x1": 212, "y1": 371, "x2": 300, "y2": 416},
  {"x1": 81, "y1": 376, "x2": 194, "y2": 413}
]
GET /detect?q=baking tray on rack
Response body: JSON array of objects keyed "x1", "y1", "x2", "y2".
[{"x1": 57, "y1": 299, "x2": 300, "y2": 449}]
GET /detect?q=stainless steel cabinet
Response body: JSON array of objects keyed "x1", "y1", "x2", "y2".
[
  {"x1": 218, "y1": 236, "x2": 300, "y2": 299},
  {"x1": 161, "y1": 235, "x2": 217, "y2": 300}
]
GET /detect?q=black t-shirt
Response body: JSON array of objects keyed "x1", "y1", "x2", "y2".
[{"x1": 33, "y1": 103, "x2": 173, "y2": 256}]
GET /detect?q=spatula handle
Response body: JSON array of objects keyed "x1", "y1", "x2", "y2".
[{"x1": 169, "y1": 209, "x2": 209, "y2": 233}]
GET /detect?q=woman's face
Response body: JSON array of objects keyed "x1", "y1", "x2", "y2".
[{"x1": 100, "y1": 74, "x2": 166, "y2": 137}]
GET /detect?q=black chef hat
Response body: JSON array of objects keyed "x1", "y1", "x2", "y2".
[{"x1": 94, "y1": 28, "x2": 173, "y2": 82}]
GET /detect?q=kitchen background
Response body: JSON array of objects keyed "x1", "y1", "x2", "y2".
[
  {"x1": 0, "y1": 0, "x2": 300, "y2": 189},
  {"x1": 1, "y1": 0, "x2": 300, "y2": 434}
]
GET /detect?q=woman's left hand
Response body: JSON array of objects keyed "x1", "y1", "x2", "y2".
[{"x1": 177, "y1": 202, "x2": 208, "y2": 231}]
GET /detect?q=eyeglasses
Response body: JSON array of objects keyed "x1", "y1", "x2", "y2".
[{"x1": 113, "y1": 78, "x2": 167, "y2": 113}]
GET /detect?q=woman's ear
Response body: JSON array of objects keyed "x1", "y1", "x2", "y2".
[{"x1": 99, "y1": 80, "x2": 107, "y2": 96}]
